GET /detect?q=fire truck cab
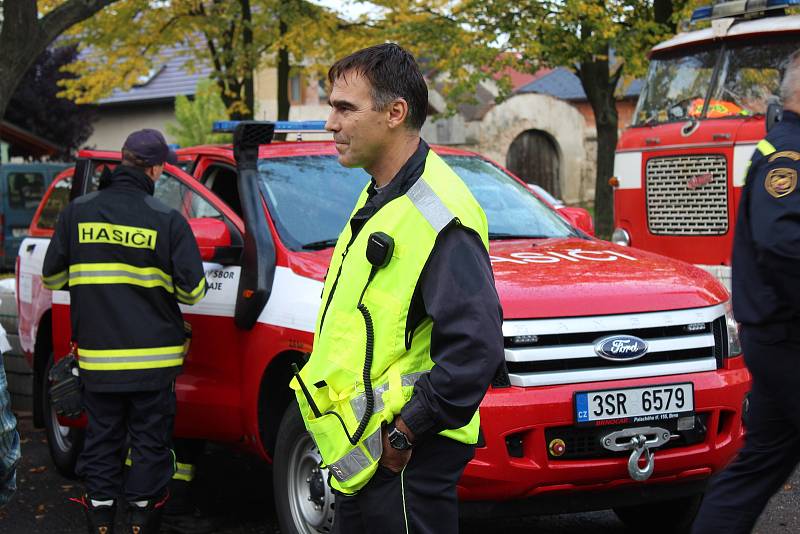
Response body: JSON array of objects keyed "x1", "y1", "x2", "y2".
[{"x1": 613, "y1": 1, "x2": 800, "y2": 289}]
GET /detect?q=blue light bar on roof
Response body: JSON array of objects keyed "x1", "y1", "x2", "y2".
[
  {"x1": 212, "y1": 120, "x2": 327, "y2": 134},
  {"x1": 691, "y1": 0, "x2": 799, "y2": 21},
  {"x1": 691, "y1": 5, "x2": 713, "y2": 20}
]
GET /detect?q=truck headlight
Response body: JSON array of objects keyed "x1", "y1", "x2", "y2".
[
  {"x1": 611, "y1": 228, "x2": 630, "y2": 246},
  {"x1": 724, "y1": 302, "x2": 742, "y2": 357}
]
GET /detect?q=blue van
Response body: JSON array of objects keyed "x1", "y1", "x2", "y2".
[{"x1": 0, "y1": 163, "x2": 66, "y2": 270}]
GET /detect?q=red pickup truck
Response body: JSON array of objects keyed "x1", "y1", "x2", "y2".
[{"x1": 17, "y1": 122, "x2": 750, "y2": 533}]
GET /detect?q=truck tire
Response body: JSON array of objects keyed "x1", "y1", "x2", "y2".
[
  {"x1": 42, "y1": 352, "x2": 84, "y2": 479},
  {"x1": 273, "y1": 400, "x2": 335, "y2": 534},
  {"x1": 614, "y1": 493, "x2": 703, "y2": 533}
]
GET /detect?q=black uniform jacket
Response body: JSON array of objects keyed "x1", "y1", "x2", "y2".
[
  {"x1": 349, "y1": 139, "x2": 505, "y2": 440},
  {"x1": 733, "y1": 110, "x2": 800, "y2": 328},
  {"x1": 42, "y1": 166, "x2": 207, "y2": 392}
]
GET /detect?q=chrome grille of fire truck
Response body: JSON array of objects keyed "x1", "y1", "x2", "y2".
[
  {"x1": 645, "y1": 155, "x2": 728, "y2": 235},
  {"x1": 497, "y1": 304, "x2": 727, "y2": 388}
]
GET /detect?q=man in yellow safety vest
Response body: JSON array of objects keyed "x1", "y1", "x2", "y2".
[{"x1": 292, "y1": 43, "x2": 504, "y2": 533}]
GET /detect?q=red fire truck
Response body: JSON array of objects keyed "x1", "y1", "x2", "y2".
[
  {"x1": 18, "y1": 122, "x2": 750, "y2": 533},
  {"x1": 612, "y1": 1, "x2": 800, "y2": 289}
]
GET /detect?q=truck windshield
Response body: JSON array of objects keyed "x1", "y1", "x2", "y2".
[
  {"x1": 257, "y1": 154, "x2": 576, "y2": 250},
  {"x1": 710, "y1": 36, "x2": 799, "y2": 117},
  {"x1": 633, "y1": 35, "x2": 800, "y2": 126},
  {"x1": 634, "y1": 47, "x2": 720, "y2": 125}
]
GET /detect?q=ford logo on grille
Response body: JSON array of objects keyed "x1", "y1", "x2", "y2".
[{"x1": 594, "y1": 335, "x2": 649, "y2": 362}]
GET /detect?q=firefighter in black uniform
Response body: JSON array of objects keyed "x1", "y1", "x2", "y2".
[
  {"x1": 692, "y1": 53, "x2": 800, "y2": 534},
  {"x1": 42, "y1": 129, "x2": 207, "y2": 534}
]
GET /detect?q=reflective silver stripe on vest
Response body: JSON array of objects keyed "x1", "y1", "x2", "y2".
[
  {"x1": 350, "y1": 371, "x2": 429, "y2": 422},
  {"x1": 328, "y1": 426, "x2": 382, "y2": 483},
  {"x1": 406, "y1": 178, "x2": 455, "y2": 233},
  {"x1": 363, "y1": 426, "x2": 383, "y2": 461}
]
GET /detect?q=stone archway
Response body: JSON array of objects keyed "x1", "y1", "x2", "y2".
[
  {"x1": 506, "y1": 129, "x2": 562, "y2": 198},
  {"x1": 476, "y1": 93, "x2": 588, "y2": 204}
]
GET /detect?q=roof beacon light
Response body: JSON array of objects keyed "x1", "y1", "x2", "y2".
[
  {"x1": 691, "y1": 0, "x2": 799, "y2": 21},
  {"x1": 212, "y1": 120, "x2": 327, "y2": 134}
]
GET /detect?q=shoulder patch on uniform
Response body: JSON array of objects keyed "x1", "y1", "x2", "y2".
[
  {"x1": 765, "y1": 167, "x2": 798, "y2": 198},
  {"x1": 769, "y1": 151, "x2": 800, "y2": 163}
]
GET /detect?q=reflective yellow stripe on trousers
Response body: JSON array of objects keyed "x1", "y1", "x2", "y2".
[{"x1": 78, "y1": 345, "x2": 185, "y2": 371}]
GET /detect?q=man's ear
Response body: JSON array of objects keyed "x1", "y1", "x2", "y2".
[
  {"x1": 386, "y1": 98, "x2": 410, "y2": 130},
  {"x1": 146, "y1": 165, "x2": 163, "y2": 181}
]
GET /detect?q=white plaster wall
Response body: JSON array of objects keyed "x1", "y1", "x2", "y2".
[
  {"x1": 475, "y1": 93, "x2": 588, "y2": 204},
  {"x1": 86, "y1": 103, "x2": 177, "y2": 151}
]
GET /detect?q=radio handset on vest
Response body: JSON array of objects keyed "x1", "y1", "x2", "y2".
[
  {"x1": 366, "y1": 232, "x2": 394, "y2": 271},
  {"x1": 346, "y1": 232, "x2": 395, "y2": 445},
  {"x1": 293, "y1": 233, "x2": 395, "y2": 446}
]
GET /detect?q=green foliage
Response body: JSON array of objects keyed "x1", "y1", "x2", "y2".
[
  {"x1": 165, "y1": 79, "x2": 230, "y2": 147},
  {"x1": 58, "y1": 0, "x2": 377, "y2": 118}
]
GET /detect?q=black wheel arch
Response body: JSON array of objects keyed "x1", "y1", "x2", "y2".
[{"x1": 258, "y1": 350, "x2": 307, "y2": 458}]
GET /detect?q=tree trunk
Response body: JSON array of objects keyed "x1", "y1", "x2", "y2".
[
  {"x1": 0, "y1": 0, "x2": 117, "y2": 121},
  {"x1": 240, "y1": 0, "x2": 255, "y2": 120},
  {"x1": 654, "y1": 0, "x2": 677, "y2": 31},
  {"x1": 577, "y1": 54, "x2": 619, "y2": 239},
  {"x1": 277, "y1": 20, "x2": 290, "y2": 121}
]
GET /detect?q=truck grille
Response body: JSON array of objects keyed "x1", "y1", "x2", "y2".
[
  {"x1": 500, "y1": 305, "x2": 727, "y2": 388},
  {"x1": 646, "y1": 155, "x2": 728, "y2": 235}
]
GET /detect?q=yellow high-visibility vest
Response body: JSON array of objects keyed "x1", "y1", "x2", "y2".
[{"x1": 292, "y1": 150, "x2": 488, "y2": 493}]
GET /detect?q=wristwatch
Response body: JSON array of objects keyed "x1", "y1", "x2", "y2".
[{"x1": 387, "y1": 422, "x2": 413, "y2": 450}]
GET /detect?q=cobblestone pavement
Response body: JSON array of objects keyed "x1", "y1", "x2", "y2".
[{"x1": 2, "y1": 415, "x2": 799, "y2": 533}]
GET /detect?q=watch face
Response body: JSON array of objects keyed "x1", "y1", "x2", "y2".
[{"x1": 389, "y1": 428, "x2": 411, "y2": 450}]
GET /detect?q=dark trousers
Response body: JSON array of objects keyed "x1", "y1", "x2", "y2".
[
  {"x1": 77, "y1": 386, "x2": 176, "y2": 502},
  {"x1": 332, "y1": 434, "x2": 474, "y2": 534},
  {"x1": 692, "y1": 325, "x2": 800, "y2": 534},
  {"x1": 165, "y1": 438, "x2": 205, "y2": 514}
]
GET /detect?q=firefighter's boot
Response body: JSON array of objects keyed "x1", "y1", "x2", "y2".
[
  {"x1": 126, "y1": 494, "x2": 168, "y2": 534},
  {"x1": 71, "y1": 495, "x2": 117, "y2": 534}
]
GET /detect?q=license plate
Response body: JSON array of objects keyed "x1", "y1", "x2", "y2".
[
  {"x1": 575, "y1": 383, "x2": 694, "y2": 426},
  {"x1": 11, "y1": 228, "x2": 28, "y2": 238}
]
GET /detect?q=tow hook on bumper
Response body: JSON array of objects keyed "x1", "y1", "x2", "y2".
[{"x1": 601, "y1": 426, "x2": 672, "y2": 481}]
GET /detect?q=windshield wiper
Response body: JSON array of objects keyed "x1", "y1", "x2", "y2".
[
  {"x1": 488, "y1": 233, "x2": 551, "y2": 240},
  {"x1": 301, "y1": 238, "x2": 339, "y2": 250}
]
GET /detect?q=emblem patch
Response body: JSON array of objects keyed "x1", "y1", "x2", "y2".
[
  {"x1": 769, "y1": 151, "x2": 800, "y2": 162},
  {"x1": 765, "y1": 168, "x2": 797, "y2": 198}
]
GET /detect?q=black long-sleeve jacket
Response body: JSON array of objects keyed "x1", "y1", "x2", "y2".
[
  {"x1": 42, "y1": 166, "x2": 207, "y2": 392},
  {"x1": 733, "y1": 110, "x2": 800, "y2": 326},
  {"x1": 349, "y1": 140, "x2": 505, "y2": 439}
]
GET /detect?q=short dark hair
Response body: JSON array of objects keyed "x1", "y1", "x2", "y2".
[
  {"x1": 328, "y1": 43, "x2": 428, "y2": 131},
  {"x1": 121, "y1": 148, "x2": 150, "y2": 170}
]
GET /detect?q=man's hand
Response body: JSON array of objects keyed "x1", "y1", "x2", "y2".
[{"x1": 379, "y1": 417, "x2": 414, "y2": 473}]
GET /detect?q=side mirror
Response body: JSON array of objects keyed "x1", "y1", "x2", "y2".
[
  {"x1": 189, "y1": 217, "x2": 240, "y2": 263},
  {"x1": 558, "y1": 206, "x2": 595, "y2": 237}
]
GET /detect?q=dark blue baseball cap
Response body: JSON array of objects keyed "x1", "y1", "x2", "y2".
[{"x1": 122, "y1": 129, "x2": 178, "y2": 166}]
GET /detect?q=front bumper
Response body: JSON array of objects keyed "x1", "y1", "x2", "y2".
[{"x1": 458, "y1": 357, "x2": 750, "y2": 505}]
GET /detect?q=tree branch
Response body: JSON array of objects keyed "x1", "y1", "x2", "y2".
[{"x1": 38, "y1": 0, "x2": 117, "y2": 48}]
